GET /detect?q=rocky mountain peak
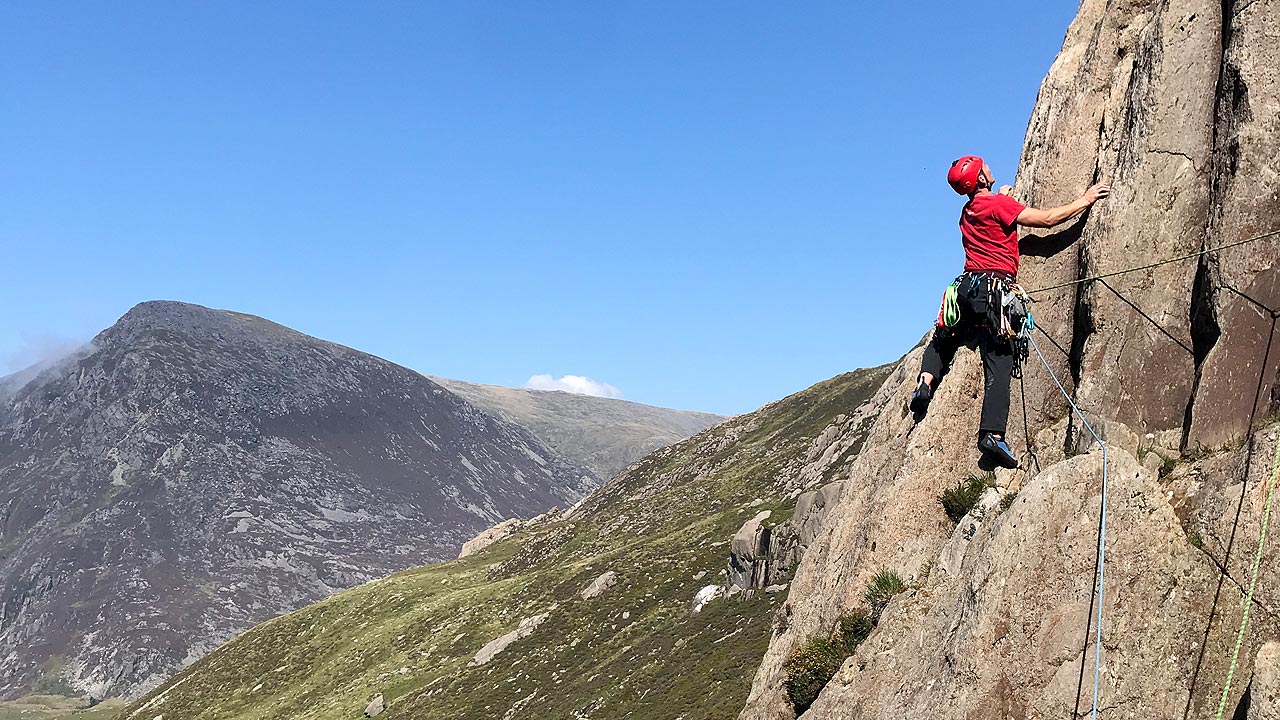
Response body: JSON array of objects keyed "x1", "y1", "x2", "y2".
[
  {"x1": 0, "y1": 301, "x2": 597, "y2": 700},
  {"x1": 95, "y1": 300, "x2": 296, "y2": 350}
]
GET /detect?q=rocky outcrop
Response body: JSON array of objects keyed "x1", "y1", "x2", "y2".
[
  {"x1": 743, "y1": 400, "x2": 1280, "y2": 719},
  {"x1": 728, "y1": 511, "x2": 774, "y2": 591},
  {"x1": 579, "y1": 571, "x2": 618, "y2": 600},
  {"x1": 469, "y1": 612, "x2": 553, "y2": 666},
  {"x1": 0, "y1": 301, "x2": 596, "y2": 700},
  {"x1": 458, "y1": 518, "x2": 528, "y2": 559},
  {"x1": 765, "y1": 482, "x2": 844, "y2": 587},
  {"x1": 799, "y1": 446, "x2": 1224, "y2": 719}
]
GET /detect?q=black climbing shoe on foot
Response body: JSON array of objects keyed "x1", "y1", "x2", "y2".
[
  {"x1": 909, "y1": 379, "x2": 933, "y2": 414},
  {"x1": 979, "y1": 433, "x2": 1020, "y2": 469}
]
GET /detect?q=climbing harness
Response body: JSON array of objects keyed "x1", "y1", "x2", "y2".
[
  {"x1": 1212, "y1": 430, "x2": 1280, "y2": 720},
  {"x1": 934, "y1": 273, "x2": 1031, "y2": 330},
  {"x1": 1027, "y1": 329, "x2": 1110, "y2": 720}
]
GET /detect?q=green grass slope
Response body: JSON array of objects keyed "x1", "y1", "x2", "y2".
[{"x1": 116, "y1": 366, "x2": 891, "y2": 720}]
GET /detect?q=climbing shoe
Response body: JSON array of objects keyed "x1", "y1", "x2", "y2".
[
  {"x1": 909, "y1": 378, "x2": 933, "y2": 414},
  {"x1": 978, "y1": 433, "x2": 1019, "y2": 469}
]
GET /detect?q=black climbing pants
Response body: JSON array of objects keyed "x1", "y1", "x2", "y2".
[{"x1": 919, "y1": 275, "x2": 1014, "y2": 437}]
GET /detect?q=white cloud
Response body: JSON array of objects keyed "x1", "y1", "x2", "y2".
[{"x1": 525, "y1": 374, "x2": 623, "y2": 399}]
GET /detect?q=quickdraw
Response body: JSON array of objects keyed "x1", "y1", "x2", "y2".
[{"x1": 1002, "y1": 282, "x2": 1034, "y2": 378}]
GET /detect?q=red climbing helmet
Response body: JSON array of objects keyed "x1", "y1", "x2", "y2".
[{"x1": 947, "y1": 155, "x2": 985, "y2": 195}]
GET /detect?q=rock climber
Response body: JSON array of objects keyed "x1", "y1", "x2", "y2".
[{"x1": 909, "y1": 155, "x2": 1110, "y2": 469}]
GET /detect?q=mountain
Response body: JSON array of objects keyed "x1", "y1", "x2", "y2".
[
  {"x1": 115, "y1": 365, "x2": 891, "y2": 719},
  {"x1": 429, "y1": 377, "x2": 725, "y2": 479},
  {"x1": 0, "y1": 301, "x2": 596, "y2": 701}
]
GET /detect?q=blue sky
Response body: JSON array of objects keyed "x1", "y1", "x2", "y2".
[{"x1": 1, "y1": 1, "x2": 1079, "y2": 415}]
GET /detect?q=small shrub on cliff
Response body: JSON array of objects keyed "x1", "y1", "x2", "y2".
[
  {"x1": 782, "y1": 571, "x2": 908, "y2": 713},
  {"x1": 864, "y1": 569, "x2": 906, "y2": 620},
  {"x1": 783, "y1": 609, "x2": 873, "y2": 714},
  {"x1": 939, "y1": 473, "x2": 995, "y2": 522}
]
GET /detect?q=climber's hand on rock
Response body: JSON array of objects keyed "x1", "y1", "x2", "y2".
[
  {"x1": 998, "y1": 185, "x2": 1014, "y2": 196},
  {"x1": 1083, "y1": 183, "x2": 1111, "y2": 205}
]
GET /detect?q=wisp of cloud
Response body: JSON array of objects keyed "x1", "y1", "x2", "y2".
[{"x1": 525, "y1": 374, "x2": 623, "y2": 399}]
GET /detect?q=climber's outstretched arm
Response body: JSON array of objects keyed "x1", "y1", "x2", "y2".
[{"x1": 1013, "y1": 183, "x2": 1111, "y2": 229}]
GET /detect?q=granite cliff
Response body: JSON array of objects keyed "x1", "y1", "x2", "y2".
[{"x1": 740, "y1": 0, "x2": 1280, "y2": 717}]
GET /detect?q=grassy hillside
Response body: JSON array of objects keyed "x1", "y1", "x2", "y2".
[{"x1": 117, "y1": 366, "x2": 891, "y2": 720}]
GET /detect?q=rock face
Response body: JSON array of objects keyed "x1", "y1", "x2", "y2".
[
  {"x1": 458, "y1": 518, "x2": 528, "y2": 559},
  {"x1": 0, "y1": 301, "x2": 596, "y2": 700},
  {"x1": 1009, "y1": 0, "x2": 1280, "y2": 450},
  {"x1": 1254, "y1": 642, "x2": 1280, "y2": 720},
  {"x1": 430, "y1": 377, "x2": 724, "y2": 479},
  {"x1": 738, "y1": 1, "x2": 1280, "y2": 717}
]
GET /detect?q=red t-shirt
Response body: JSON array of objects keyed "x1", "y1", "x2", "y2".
[{"x1": 960, "y1": 192, "x2": 1027, "y2": 276}]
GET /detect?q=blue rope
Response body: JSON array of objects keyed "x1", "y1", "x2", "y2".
[{"x1": 1028, "y1": 331, "x2": 1110, "y2": 720}]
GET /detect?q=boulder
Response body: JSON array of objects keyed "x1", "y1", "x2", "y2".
[
  {"x1": 692, "y1": 585, "x2": 723, "y2": 614},
  {"x1": 469, "y1": 611, "x2": 552, "y2": 666},
  {"x1": 579, "y1": 571, "x2": 618, "y2": 600},
  {"x1": 363, "y1": 694, "x2": 385, "y2": 717}
]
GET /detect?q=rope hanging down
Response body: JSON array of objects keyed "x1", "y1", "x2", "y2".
[
  {"x1": 1027, "y1": 228, "x2": 1280, "y2": 294},
  {"x1": 1027, "y1": 331, "x2": 1110, "y2": 720},
  {"x1": 1212, "y1": 430, "x2": 1280, "y2": 720}
]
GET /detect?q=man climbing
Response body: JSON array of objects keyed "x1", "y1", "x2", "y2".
[{"x1": 909, "y1": 155, "x2": 1110, "y2": 468}]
